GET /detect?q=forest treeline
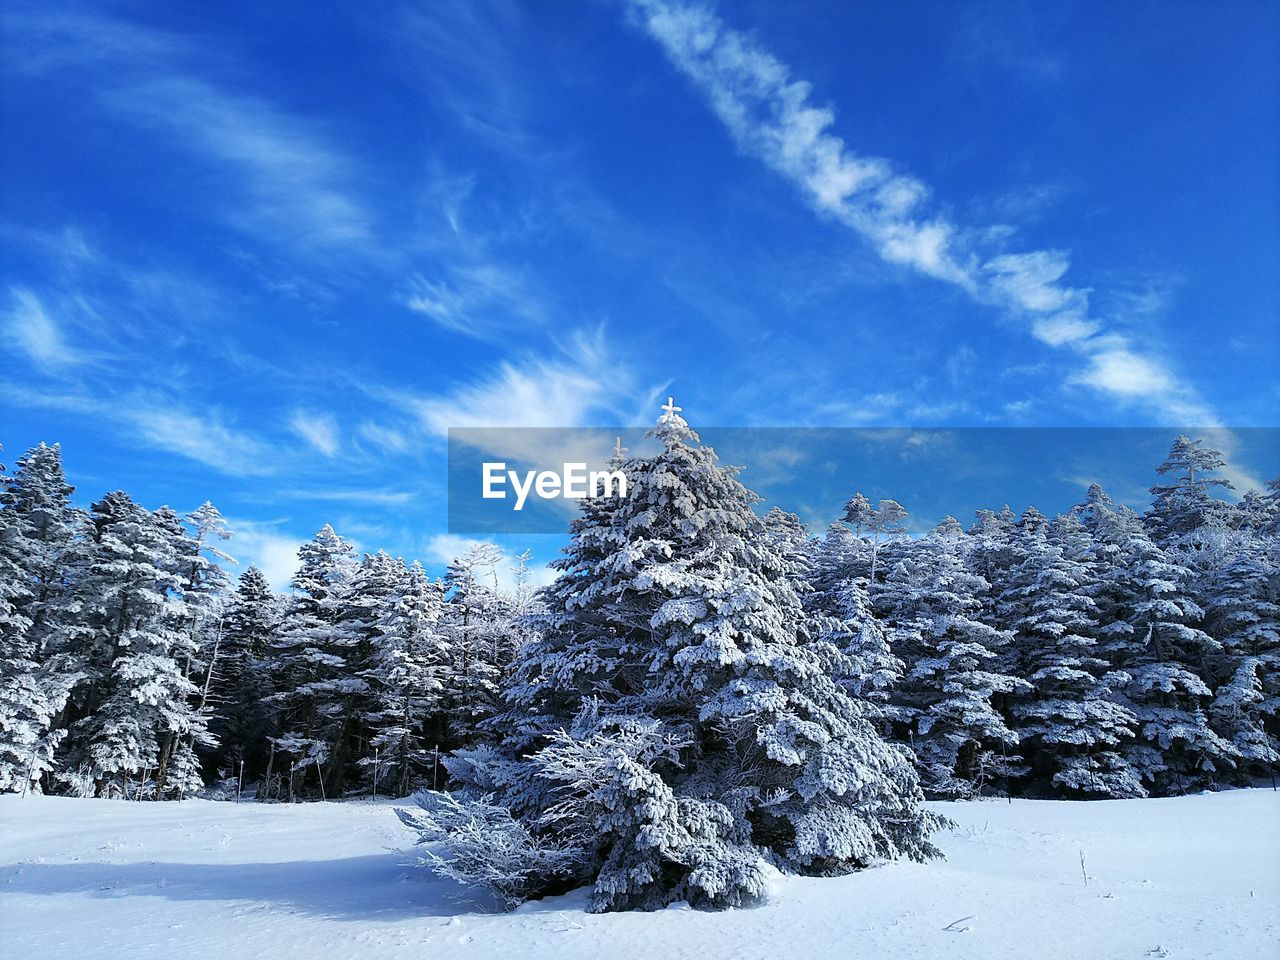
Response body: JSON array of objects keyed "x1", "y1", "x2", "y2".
[{"x1": 0, "y1": 423, "x2": 1276, "y2": 807}]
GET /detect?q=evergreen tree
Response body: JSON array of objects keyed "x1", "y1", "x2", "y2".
[
  {"x1": 1201, "y1": 533, "x2": 1280, "y2": 779},
  {"x1": 1078, "y1": 486, "x2": 1237, "y2": 793},
  {"x1": 266, "y1": 524, "x2": 359, "y2": 799},
  {"x1": 1147, "y1": 435, "x2": 1233, "y2": 545},
  {"x1": 363, "y1": 561, "x2": 450, "y2": 796},
  {"x1": 406, "y1": 399, "x2": 941, "y2": 912},
  {"x1": 0, "y1": 449, "x2": 49, "y2": 792},
  {"x1": 441, "y1": 543, "x2": 516, "y2": 747},
  {"x1": 178, "y1": 503, "x2": 235, "y2": 738},
  {"x1": 208, "y1": 566, "x2": 279, "y2": 788},
  {"x1": 881, "y1": 518, "x2": 1028, "y2": 798},
  {"x1": 59, "y1": 493, "x2": 208, "y2": 798},
  {"x1": 841, "y1": 494, "x2": 907, "y2": 590},
  {"x1": 998, "y1": 513, "x2": 1143, "y2": 798},
  {"x1": 966, "y1": 505, "x2": 1020, "y2": 608},
  {"x1": 149, "y1": 505, "x2": 216, "y2": 797},
  {"x1": 0, "y1": 443, "x2": 80, "y2": 792},
  {"x1": 815, "y1": 576, "x2": 902, "y2": 722}
]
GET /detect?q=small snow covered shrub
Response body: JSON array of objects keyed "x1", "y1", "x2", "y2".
[{"x1": 397, "y1": 790, "x2": 581, "y2": 908}]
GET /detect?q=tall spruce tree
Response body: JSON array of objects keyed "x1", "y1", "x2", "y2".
[
  {"x1": 1202, "y1": 532, "x2": 1280, "y2": 779},
  {"x1": 363, "y1": 561, "x2": 450, "y2": 796},
  {"x1": 403, "y1": 399, "x2": 941, "y2": 912},
  {"x1": 880, "y1": 517, "x2": 1028, "y2": 798},
  {"x1": 1077, "y1": 485, "x2": 1236, "y2": 793},
  {"x1": 1147, "y1": 435, "x2": 1234, "y2": 545},
  {"x1": 208, "y1": 566, "x2": 279, "y2": 787},
  {"x1": 998, "y1": 512, "x2": 1143, "y2": 798},
  {"x1": 58, "y1": 493, "x2": 209, "y2": 798},
  {"x1": 267, "y1": 524, "x2": 359, "y2": 799},
  {"x1": 0, "y1": 443, "x2": 80, "y2": 792},
  {"x1": 441, "y1": 543, "x2": 516, "y2": 747}
]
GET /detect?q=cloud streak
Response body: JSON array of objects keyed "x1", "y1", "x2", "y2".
[
  {"x1": 7, "y1": 10, "x2": 372, "y2": 255},
  {"x1": 3, "y1": 288, "x2": 85, "y2": 371},
  {"x1": 624, "y1": 0, "x2": 1214, "y2": 423},
  {"x1": 289, "y1": 410, "x2": 341, "y2": 457},
  {"x1": 405, "y1": 329, "x2": 627, "y2": 435}
]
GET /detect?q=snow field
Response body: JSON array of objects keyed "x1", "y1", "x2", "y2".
[{"x1": 2, "y1": 788, "x2": 1275, "y2": 960}]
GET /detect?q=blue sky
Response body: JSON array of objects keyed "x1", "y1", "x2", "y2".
[{"x1": 2, "y1": 0, "x2": 1277, "y2": 588}]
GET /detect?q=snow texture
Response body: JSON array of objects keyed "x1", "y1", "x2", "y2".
[{"x1": 1, "y1": 789, "x2": 1274, "y2": 959}]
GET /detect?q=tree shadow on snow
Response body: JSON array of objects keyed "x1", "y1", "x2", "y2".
[{"x1": 1, "y1": 853, "x2": 503, "y2": 920}]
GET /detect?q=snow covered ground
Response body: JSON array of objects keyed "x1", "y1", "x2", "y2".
[{"x1": 1, "y1": 789, "x2": 1275, "y2": 960}]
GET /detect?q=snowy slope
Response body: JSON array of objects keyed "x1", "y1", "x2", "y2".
[{"x1": 1, "y1": 790, "x2": 1275, "y2": 960}]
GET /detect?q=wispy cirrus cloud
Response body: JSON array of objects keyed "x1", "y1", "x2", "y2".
[
  {"x1": 404, "y1": 329, "x2": 631, "y2": 435},
  {"x1": 108, "y1": 76, "x2": 374, "y2": 250},
  {"x1": 623, "y1": 0, "x2": 1213, "y2": 423},
  {"x1": 281, "y1": 487, "x2": 419, "y2": 506},
  {"x1": 3, "y1": 287, "x2": 85, "y2": 371},
  {"x1": 5, "y1": 381, "x2": 278, "y2": 478},
  {"x1": 401, "y1": 261, "x2": 547, "y2": 341},
  {"x1": 6, "y1": 10, "x2": 372, "y2": 255},
  {"x1": 124, "y1": 404, "x2": 278, "y2": 477},
  {"x1": 288, "y1": 410, "x2": 341, "y2": 458}
]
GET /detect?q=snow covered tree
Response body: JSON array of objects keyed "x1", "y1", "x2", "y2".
[
  {"x1": 362, "y1": 561, "x2": 449, "y2": 796},
  {"x1": 998, "y1": 512, "x2": 1143, "y2": 798},
  {"x1": 148, "y1": 505, "x2": 221, "y2": 797},
  {"x1": 1077, "y1": 485, "x2": 1237, "y2": 793},
  {"x1": 814, "y1": 576, "x2": 902, "y2": 724},
  {"x1": 406, "y1": 398, "x2": 942, "y2": 912},
  {"x1": 1147, "y1": 435, "x2": 1234, "y2": 545},
  {"x1": 178, "y1": 503, "x2": 235, "y2": 725},
  {"x1": 324, "y1": 549, "x2": 405, "y2": 786},
  {"x1": 1201, "y1": 534, "x2": 1280, "y2": 779},
  {"x1": 880, "y1": 517, "x2": 1028, "y2": 798},
  {"x1": 0, "y1": 449, "x2": 50, "y2": 792},
  {"x1": 965, "y1": 505, "x2": 1020, "y2": 610},
  {"x1": 842, "y1": 494, "x2": 908, "y2": 590},
  {"x1": 441, "y1": 543, "x2": 518, "y2": 746},
  {"x1": 266, "y1": 524, "x2": 359, "y2": 799},
  {"x1": 0, "y1": 443, "x2": 81, "y2": 792},
  {"x1": 58, "y1": 493, "x2": 210, "y2": 798},
  {"x1": 208, "y1": 565, "x2": 279, "y2": 787}
]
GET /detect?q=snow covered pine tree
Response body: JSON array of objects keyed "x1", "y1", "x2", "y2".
[
  {"x1": 399, "y1": 399, "x2": 943, "y2": 911},
  {"x1": 0, "y1": 443, "x2": 78, "y2": 793}
]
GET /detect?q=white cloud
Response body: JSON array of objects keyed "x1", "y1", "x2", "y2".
[
  {"x1": 110, "y1": 77, "x2": 372, "y2": 250},
  {"x1": 9, "y1": 12, "x2": 371, "y2": 254},
  {"x1": 357, "y1": 421, "x2": 410, "y2": 455},
  {"x1": 1031, "y1": 314, "x2": 1100, "y2": 347},
  {"x1": 289, "y1": 410, "x2": 340, "y2": 457},
  {"x1": 127, "y1": 404, "x2": 276, "y2": 476},
  {"x1": 225, "y1": 518, "x2": 305, "y2": 592},
  {"x1": 5, "y1": 378, "x2": 280, "y2": 477},
  {"x1": 402, "y1": 263, "x2": 546, "y2": 340},
  {"x1": 1068, "y1": 335, "x2": 1216, "y2": 426},
  {"x1": 413, "y1": 360, "x2": 604, "y2": 434},
  {"x1": 284, "y1": 487, "x2": 418, "y2": 506},
  {"x1": 985, "y1": 251, "x2": 1082, "y2": 313},
  {"x1": 4, "y1": 288, "x2": 83, "y2": 370},
  {"x1": 1073, "y1": 344, "x2": 1175, "y2": 398},
  {"x1": 625, "y1": 0, "x2": 1214, "y2": 421},
  {"x1": 408, "y1": 332, "x2": 623, "y2": 435},
  {"x1": 630, "y1": 0, "x2": 971, "y2": 285}
]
